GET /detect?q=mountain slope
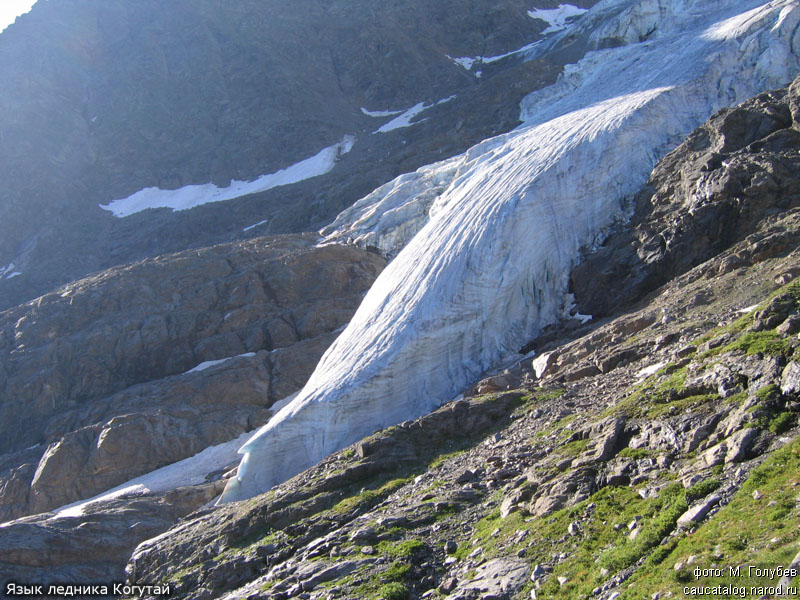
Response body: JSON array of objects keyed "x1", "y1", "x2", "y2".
[
  {"x1": 123, "y1": 71, "x2": 800, "y2": 598},
  {"x1": 0, "y1": 0, "x2": 590, "y2": 310},
  {"x1": 0, "y1": 1, "x2": 799, "y2": 596},
  {"x1": 222, "y1": 0, "x2": 800, "y2": 503}
]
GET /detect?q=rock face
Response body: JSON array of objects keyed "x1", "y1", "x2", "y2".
[
  {"x1": 0, "y1": 235, "x2": 384, "y2": 521},
  {"x1": 222, "y1": 0, "x2": 800, "y2": 503},
  {"x1": 0, "y1": 482, "x2": 225, "y2": 585},
  {"x1": 571, "y1": 68, "x2": 800, "y2": 317}
]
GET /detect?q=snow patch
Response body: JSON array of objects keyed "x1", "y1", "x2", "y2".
[
  {"x1": 99, "y1": 135, "x2": 356, "y2": 218},
  {"x1": 448, "y1": 55, "x2": 478, "y2": 70},
  {"x1": 243, "y1": 219, "x2": 268, "y2": 232},
  {"x1": 449, "y1": 40, "x2": 543, "y2": 74},
  {"x1": 220, "y1": 0, "x2": 800, "y2": 503},
  {"x1": 638, "y1": 362, "x2": 667, "y2": 379},
  {"x1": 185, "y1": 352, "x2": 256, "y2": 374},
  {"x1": 738, "y1": 304, "x2": 759, "y2": 313},
  {"x1": 53, "y1": 430, "x2": 253, "y2": 518},
  {"x1": 374, "y1": 97, "x2": 455, "y2": 133},
  {"x1": 528, "y1": 4, "x2": 588, "y2": 34},
  {"x1": 0, "y1": 263, "x2": 21, "y2": 281}
]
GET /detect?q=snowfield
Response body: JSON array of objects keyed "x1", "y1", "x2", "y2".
[
  {"x1": 374, "y1": 96, "x2": 456, "y2": 134},
  {"x1": 99, "y1": 135, "x2": 355, "y2": 218},
  {"x1": 528, "y1": 4, "x2": 588, "y2": 34},
  {"x1": 219, "y1": 0, "x2": 800, "y2": 503}
]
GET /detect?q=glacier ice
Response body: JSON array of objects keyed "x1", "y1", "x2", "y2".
[
  {"x1": 528, "y1": 5, "x2": 589, "y2": 34},
  {"x1": 219, "y1": 0, "x2": 800, "y2": 503}
]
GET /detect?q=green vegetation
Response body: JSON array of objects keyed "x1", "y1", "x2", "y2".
[
  {"x1": 557, "y1": 437, "x2": 590, "y2": 457},
  {"x1": 376, "y1": 539, "x2": 426, "y2": 558},
  {"x1": 376, "y1": 582, "x2": 409, "y2": 600},
  {"x1": 710, "y1": 330, "x2": 791, "y2": 358},
  {"x1": 769, "y1": 411, "x2": 794, "y2": 434},
  {"x1": 384, "y1": 562, "x2": 411, "y2": 581},
  {"x1": 612, "y1": 365, "x2": 717, "y2": 419},
  {"x1": 467, "y1": 483, "x2": 690, "y2": 600},
  {"x1": 330, "y1": 477, "x2": 412, "y2": 515},
  {"x1": 757, "y1": 384, "x2": 781, "y2": 403},
  {"x1": 617, "y1": 447, "x2": 655, "y2": 460},
  {"x1": 684, "y1": 478, "x2": 721, "y2": 503},
  {"x1": 430, "y1": 449, "x2": 468, "y2": 469},
  {"x1": 620, "y1": 438, "x2": 800, "y2": 598}
]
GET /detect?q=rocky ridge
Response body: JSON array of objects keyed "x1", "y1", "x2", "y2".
[
  {"x1": 115, "y1": 75, "x2": 800, "y2": 599},
  {"x1": 0, "y1": 235, "x2": 384, "y2": 523}
]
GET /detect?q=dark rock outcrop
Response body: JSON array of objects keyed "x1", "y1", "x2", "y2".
[
  {"x1": 571, "y1": 74, "x2": 800, "y2": 317},
  {"x1": 0, "y1": 482, "x2": 225, "y2": 586}
]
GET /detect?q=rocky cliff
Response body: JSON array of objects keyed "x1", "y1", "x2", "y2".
[{"x1": 0, "y1": 235, "x2": 384, "y2": 524}]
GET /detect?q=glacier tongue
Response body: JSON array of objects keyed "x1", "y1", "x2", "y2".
[{"x1": 220, "y1": 0, "x2": 800, "y2": 503}]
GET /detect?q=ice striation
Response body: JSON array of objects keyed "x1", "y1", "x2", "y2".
[{"x1": 219, "y1": 0, "x2": 800, "y2": 502}]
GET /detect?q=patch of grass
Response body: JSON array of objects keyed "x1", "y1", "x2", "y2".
[
  {"x1": 715, "y1": 330, "x2": 791, "y2": 357},
  {"x1": 557, "y1": 438, "x2": 590, "y2": 457},
  {"x1": 684, "y1": 478, "x2": 721, "y2": 503},
  {"x1": 532, "y1": 387, "x2": 566, "y2": 402},
  {"x1": 384, "y1": 562, "x2": 411, "y2": 582},
  {"x1": 757, "y1": 384, "x2": 782, "y2": 403},
  {"x1": 769, "y1": 412, "x2": 794, "y2": 434},
  {"x1": 621, "y1": 438, "x2": 800, "y2": 598},
  {"x1": 617, "y1": 447, "x2": 655, "y2": 460},
  {"x1": 376, "y1": 582, "x2": 408, "y2": 600},
  {"x1": 377, "y1": 539, "x2": 426, "y2": 558},
  {"x1": 597, "y1": 484, "x2": 687, "y2": 573},
  {"x1": 646, "y1": 393, "x2": 718, "y2": 419},
  {"x1": 726, "y1": 391, "x2": 748, "y2": 405},
  {"x1": 612, "y1": 367, "x2": 692, "y2": 418},
  {"x1": 330, "y1": 477, "x2": 412, "y2": 515},
  {"x1": 430, "y1": 449, "x2": 468, "y2": 469}
]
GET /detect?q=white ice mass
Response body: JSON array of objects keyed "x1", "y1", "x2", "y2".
[
  {"x1": 99, "y1": 135, "x2": 355, "y2": 218},
  {"x1": 528, "y1": 4, "x2": 589, "y2": 34},
  {"x1": 220, "y1": 0, "x2": 800, "y2": 503}
]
